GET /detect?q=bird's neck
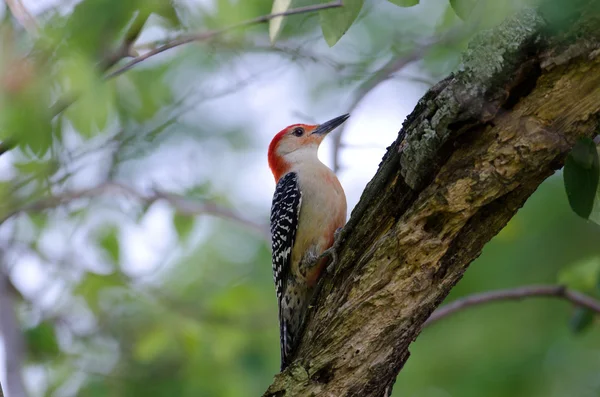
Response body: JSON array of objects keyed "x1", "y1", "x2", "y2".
[{"x1": 271, "y1": 147, "x2": 325, "y2": 182}]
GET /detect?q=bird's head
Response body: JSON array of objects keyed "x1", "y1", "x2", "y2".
[{"x1": 268, "y1": 114, "x2": 349, "y2": 181}]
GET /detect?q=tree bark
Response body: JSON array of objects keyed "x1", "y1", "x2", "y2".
[{"x1": 265, "y1": 2, "x2": 600, "y2": 396}]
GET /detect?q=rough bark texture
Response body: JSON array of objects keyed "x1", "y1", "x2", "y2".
[{"x1": 265, "y1": 1, "x2": 600, "y2": 396}]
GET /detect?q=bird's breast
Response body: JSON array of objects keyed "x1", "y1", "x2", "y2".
[{"x1": 290, "y1": 165, "x2": 347, "y2": 282}]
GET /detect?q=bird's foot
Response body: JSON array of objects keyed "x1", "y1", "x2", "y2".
[{"x1": 319, "y1": 227, "x2": 344, "y2": 273}]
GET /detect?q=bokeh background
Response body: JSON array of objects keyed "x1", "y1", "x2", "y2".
[{"x1": 0, "y1": 0, "x2": 598, "y2": 396}]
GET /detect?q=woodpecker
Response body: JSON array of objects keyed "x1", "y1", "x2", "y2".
[{"x1": 268, "y1": 114, "x2": 349, "y2": 370}]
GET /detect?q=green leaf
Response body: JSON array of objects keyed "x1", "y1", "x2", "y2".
[
  {"x1": 24, "y1": 321, "x2": 59, "y2": 361},
  {"x1": 569, "y1": 307, "x2": 595, "y2": 334},
  {"x1": 60, "y1": 55, "x2": 114, "y2": 137},
  {"x1": 28, "y1": 213, "x2": 48, "y2": 230},
  {"x1": 13, "y1": 159, "x2": 57, "y2": 177},
  {"x1": 269, "y1": 0, "x2": 293, "y2": 44},
  {"x1": 564, "y1": 137, "x2": 600, "y2": 219},
  {"x1": 435, "y1": 3, "x2": 462, "y2": 33},
  {"x1": 208, "y1": 0, "x2": 271, "y2": 30},
  {"x1": 134, "y1": 326, "x2": 171, "y2": 362},
  {"x1": 319, "y1": 0, "x2": 364, "y2": 47},
  {"x1": 173, "y1": 212, "x2": 194, "y2": 240},
  {"x1": 78, "y1": 379, "x2": 111, "y2": 397},
  {"x1": 98, "y1": 226, "x2": 120, "y2": 264},
  {"x1": 115, "y1": 66, "x2": 173, "y2": 122},
  {"x1": 75, "y1": 272, "x2": 125, "y2": 312},
  {"x1": 590, "y1": 146, "x2": 600, "y2": 225},
  {"x1": 177, "y1": 319, "x2": 202, "y2": 353},
  {"x1": 65, "y1": 0, "x2": 140, "y2": 59},
  {"x1": 2, "y1": 88, "x2": 53, "y2": 157},
  {"x1": 558, "y1": 256, "x2": 600, "y2": 293},
  {"x1": 423, "y1": 44, "x2": 463, "y2": 77},
  {"x1": 19, "y1": 116, "x2": 53, "y2": 156},
  {"x1": 388, "y1": 0, "x2": 419, "y2": 6},
  {"x1": 155, "y1": 3, "x2": 180, "y2": 26},
  {"x1": 449, "y1": 0, "x2": 478, "y2": 20},
  {"x1": 65, "y1": 87, "x2": 113, "y2": 137}
]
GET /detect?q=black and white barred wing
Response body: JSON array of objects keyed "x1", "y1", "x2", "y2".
[{"x1": 270, "y1": 172, "x2": 302, "y2": 302}]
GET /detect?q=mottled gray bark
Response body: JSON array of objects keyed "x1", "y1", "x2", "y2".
[{"x1": 265, "y1": 1, "x2": 600, "y2": 396}]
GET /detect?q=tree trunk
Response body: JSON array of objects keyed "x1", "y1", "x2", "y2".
[{"x1": 265, "y1": 2, "x2": 600, "y2": 396}]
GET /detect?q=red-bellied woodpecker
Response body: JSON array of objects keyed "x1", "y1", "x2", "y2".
[{"x1": 268, "y1": 114, "x2": 349, "y2": 370}]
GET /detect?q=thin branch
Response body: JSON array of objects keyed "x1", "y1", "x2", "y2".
[
  {"x1": 1, "y1": 182, "x2": 270, "y2": 240},
  {"x1": 99, "y1": 11, "x2": 149, "y2": 71},
  {"x1": 105, "y1": 0, "x2": 343, "y2": 79},
  {"x1": 425, "y1": 285, "x2": 600, "y2": 327},
  {"x1": 0, "y1": 266, "x2": 27, "y2": 397},
  {"x1": 5, "y1": 0, "x2": 38, "y2": 36}
]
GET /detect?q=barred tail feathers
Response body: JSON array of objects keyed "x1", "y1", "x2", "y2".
[{"x1": 279, "y1": 281, "x2": 312, "y2": 370}]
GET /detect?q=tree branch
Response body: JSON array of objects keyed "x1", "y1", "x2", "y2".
[
  {"x1": 105, "y1": 0, "x2": 343, "y2": 79},
  {"x1": 265, "y1": 3, "x2": 600, "y2": 396},
  {"x1": 99, "y1": 11, "x2": 149, "y2": 71},
  {"x1": 1, "y1": 182, "x2": 270, "y2": 240},
  {"x1": 425, "y1": 285, "x2": 600, "y2": 327},
  {"x1": 0, "y1": 266, "x2": 27, "y2": 397}
]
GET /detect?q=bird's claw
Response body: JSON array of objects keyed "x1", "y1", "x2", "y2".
[
  {"x1": 320, "y1": 247, "x2": 338, "y2": 273},
  {"x1": 333, "y1": 227, "x2": 343, "y2": 241},
  {"x1": 319, "y1": 227, "x2": 343, "y2": 273}
]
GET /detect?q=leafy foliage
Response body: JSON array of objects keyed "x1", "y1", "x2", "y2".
[
  {"x1": 449, "y1": 0, "x2": 477, "y2": 20},
  {"x1": 75, "y1": 272, "x2": 127, "y2": 312},
  {"x1": 558, "y1": 256, "x2": 600, "y2": 333},
  {"x1": 173, "y1": 212, "x2": 195, "y2": 240},
  {"x1": 563, "y1": 137, "x2": 600, "y2": 220},
  {"x1": 24, "y1": 321, "x2": 60, "y2": 361},
  {"x1": 98, "y1": 226, "x2": 121, "y2": 264},
  {"x1": 319, "y1": 0, "x2": 364, "y2": 47},
  {"x1": 388, "y1": 0, "x2": 420, "y2": 7},
  {"x1": 558, "y1": 256, "x2": 600, "y2": 293},
  {"x1": 569, "y1": 307, "x2": 595, "y2": 333}
]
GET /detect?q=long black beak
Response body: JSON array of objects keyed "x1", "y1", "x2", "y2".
[{"x1": 311, "y1": 114, "x2": 350, "y2": 135}]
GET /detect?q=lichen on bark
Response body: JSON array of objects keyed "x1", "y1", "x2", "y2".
[{"x1": 400, "y1": 8, "x2": 545, "y2": 190}]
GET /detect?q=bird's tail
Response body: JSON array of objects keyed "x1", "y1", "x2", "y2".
[{"x1": 279, "y1": 281, "x2": 312, "y2": 371}]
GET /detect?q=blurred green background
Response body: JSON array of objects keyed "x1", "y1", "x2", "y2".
[{"x1": 0, "y1": 0, "x2": 597, "y2": 396}]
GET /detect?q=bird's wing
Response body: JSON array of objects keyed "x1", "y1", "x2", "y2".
[
  {"x1": 270, "y1": 172, "x2": 302, "y2": 366},
  {"x1": 270, "y1": 172, "x2": 302, "y2": 301}
]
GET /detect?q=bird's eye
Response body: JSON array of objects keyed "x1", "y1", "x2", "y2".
[{"x1": 292, "y1": 127, "x2": 304, "y2": 137}]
